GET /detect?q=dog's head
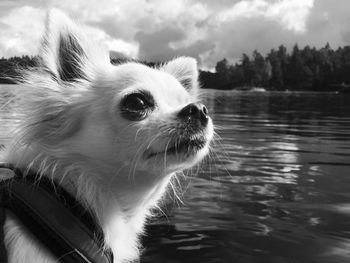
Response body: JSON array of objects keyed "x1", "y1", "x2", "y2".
[{"x1": 22, "y1": 10, "x2": 213, "y2": 176}]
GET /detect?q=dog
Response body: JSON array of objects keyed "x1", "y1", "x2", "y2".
[{"x1": 1, "y1": 9, "x2": 213, "y2": 263}]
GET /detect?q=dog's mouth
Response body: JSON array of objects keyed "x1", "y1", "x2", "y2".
[{"x1": 145, "y1": 136, "x2": 207, "y2": 159}]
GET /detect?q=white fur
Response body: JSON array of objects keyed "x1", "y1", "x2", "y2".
[{"x1": 2, "y1": 9, "x2": 213, "y2": 263}]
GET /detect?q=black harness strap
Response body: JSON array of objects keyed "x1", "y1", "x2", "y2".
[
  {"x1": 0, "y1": 187, "x2": 7, "y2": 263},
  {"x1": 0, "y1": 164, "x2": 113, "y2": 263}
]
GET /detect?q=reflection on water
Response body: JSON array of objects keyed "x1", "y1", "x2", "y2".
[
  {"x1": 1, "y1": 86, "x2": 350, "y2": 263},
  {"x1": 142, "y1": 90, "x2": 350, "y2": 263}
]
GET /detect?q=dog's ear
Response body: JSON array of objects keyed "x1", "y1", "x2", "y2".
[
  {"x1": 162, "y1": 57, "x2": 199, "y2": 95},
  {"x1": 40, "y1": 9, "x2": 106, "y2": 82}
]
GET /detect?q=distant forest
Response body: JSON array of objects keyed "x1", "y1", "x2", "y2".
[
  {"x1": 202, "y1": 43, "x2": 350, "y2": 92},
  {"x1": 1, "y1": 43, "x2": 350, "y2": 92}
]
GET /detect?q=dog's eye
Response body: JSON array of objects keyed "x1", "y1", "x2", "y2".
[
  {"x1": 120, "y1": 92, "x2": 155, "y2": 121},
  {"x1": 124, "y1": 94, "x2": 148, "y2": 111}
]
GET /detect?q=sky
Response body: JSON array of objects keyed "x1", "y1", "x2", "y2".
[{"x1": 0, "y1": 0, "x2": 349, "y2": 70}]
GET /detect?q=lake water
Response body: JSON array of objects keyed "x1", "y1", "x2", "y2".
[{"x1": 1, "y1": 85, "x2": 350, "y2": 263}]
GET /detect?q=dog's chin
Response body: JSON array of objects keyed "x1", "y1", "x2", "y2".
[{"x1": 143, "y1": 135, "x2": 210, "y2": 172}]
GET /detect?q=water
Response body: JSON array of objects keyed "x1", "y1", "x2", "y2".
[{"x1": 1, "y1": 85, "x2": 350, "y2": 263}]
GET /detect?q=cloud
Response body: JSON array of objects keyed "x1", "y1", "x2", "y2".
[
  {"x1": 0, "y1": 6, "x2": 45, "y2": 57},
  {"x1": 0, "y1": 0, "x2": 349, "y2": 69},
  {"x1": 218, "y1": 0, "x2": 314, "y2": 33}
]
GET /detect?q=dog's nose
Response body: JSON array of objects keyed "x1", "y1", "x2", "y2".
[{"x1": 178, "y1": 103, "x2": 209, "y2": 126}]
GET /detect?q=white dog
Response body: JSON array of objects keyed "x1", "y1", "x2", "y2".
[{"x1": 1, "y1": 10, "x2": 213, "y2": 263}]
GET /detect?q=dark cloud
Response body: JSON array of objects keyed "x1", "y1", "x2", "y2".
[
  {"x1": 135, "y1": 27, "x2": 185, "y2": 61},
  {"x1": 208, "y1": 17, "x2": 296, "y2": 65},
  {"x1": 311, "y1": 0, "x2": 350, "y2": 46},
  {"x1": 135, "y1": 26, "x2": 214, "y2": 63}
]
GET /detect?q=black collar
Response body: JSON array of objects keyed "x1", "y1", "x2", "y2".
[{"x1": 0, "y1": 163, "x2": 113, "y2": 263}]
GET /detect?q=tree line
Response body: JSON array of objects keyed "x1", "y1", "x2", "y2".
[
  {"x1": 0, "y1": 55, "x2": 38, "y2": 83},
  {"x1": 201, "y1": 43, "x2": 350, "y2": 91},
  {"x1": 1, "y1": 44, "x2": 350, "y2": 92}
]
